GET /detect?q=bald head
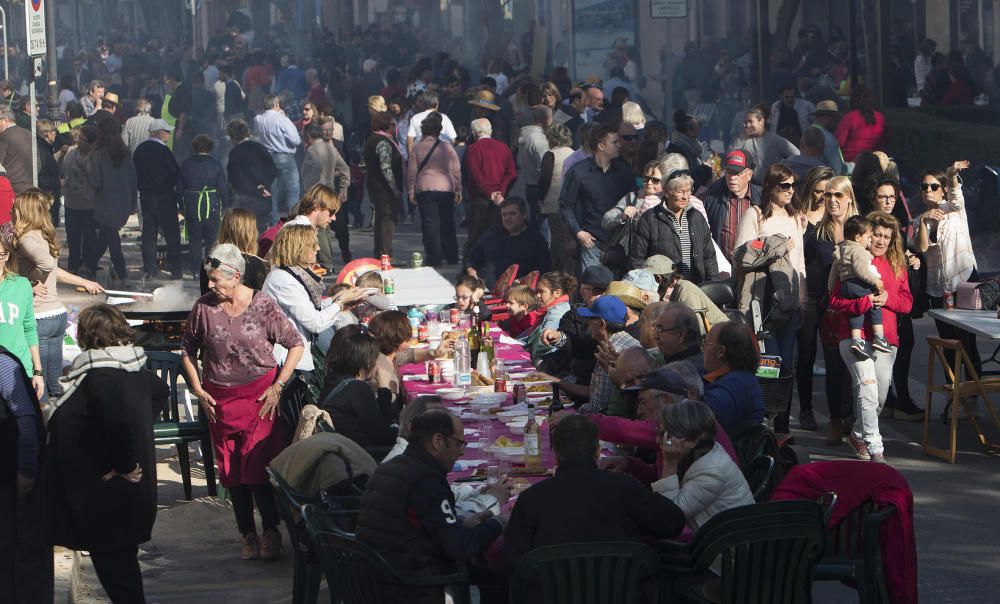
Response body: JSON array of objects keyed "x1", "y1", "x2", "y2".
[
  {"x1": 613, "y1": 347, "x2": 655, "y2": 390},
  {"x1": 655, "y1": 304, "x2": 703, "y2": 357}
]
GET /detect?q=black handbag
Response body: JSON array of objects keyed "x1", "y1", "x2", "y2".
[{"x1": 600, "y1": 194, "x2": 639, "y2": 272}]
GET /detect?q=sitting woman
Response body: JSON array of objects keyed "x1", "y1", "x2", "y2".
[
  {"x1": 449, "y1": 274, "x2": 492, "y2": 321},
  {"x1": 525, "y1": 271, "x2": 576, "y2": 357},
  {"x1": 651, "y1": 399, "x2": 755, "y2": 531},
  {"x1": 320, "y1": 325, "x2": 398, "y2": 448},
  {"x1": 368, "y1": 310, "x2": 453, "y2": 403},
  {"x1": 45, "y1": 304, "x2": 168, "y2": 602},
  {"x1": 262, "y1": 224, "x2": 373, "y2": 363}
]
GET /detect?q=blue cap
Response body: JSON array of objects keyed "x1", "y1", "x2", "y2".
[{"x1": 577, "y1": 295, "x2": 628, "y2": 323}]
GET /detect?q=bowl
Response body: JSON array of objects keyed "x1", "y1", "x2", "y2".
[
  {"x1": 437, "y1": 388, "x2": 466, "y2": 401},
  {"x1": 469, "y1": 393, "x2": 506, "y2": 409},
  {"x1": 507, "y1": 416, "x2": 545, "y2": 435}
]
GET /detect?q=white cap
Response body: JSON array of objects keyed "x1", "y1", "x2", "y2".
[{"x1": 148, "y1": 118, "x2": 174, "y2": 134}]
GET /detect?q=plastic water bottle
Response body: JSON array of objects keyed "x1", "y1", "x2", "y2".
[{"x1": 453, "y1": 335, "x2": 472, "y2": 389}]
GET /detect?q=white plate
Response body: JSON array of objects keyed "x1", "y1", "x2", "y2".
[
  {"x1": 496, "y1": 409, "x2": 530, "y2": 420},
  {"x1": 402, "y1": 374, "x2": 429, "y2": 381},
  {"x1": 437, "y1": 388, "x2": 467, "y2": 401},
  {"x1": 469, "y1": 393, "x2": 506, "y2": 408}
]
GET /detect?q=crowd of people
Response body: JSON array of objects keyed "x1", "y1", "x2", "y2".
[{"x1": 0, "y1": 17, "x2": 982, "y2": 604}]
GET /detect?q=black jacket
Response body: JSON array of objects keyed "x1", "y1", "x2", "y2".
[
  {"x1": 356, "y1": 444, "x2": 503, "y2": 603},
  {"x1": 504, "y1": 458, "x2": 685, "y2": 565},
  {"x1": 133, "y1": 139, "x2": 179, "y2": 197},
  {"x1": 177, "y1": 154, "x2": 228, "y2": 213},
  {"x1": 700, "y1": 178, "x2": 763, "y2": 249},
  {"x1": 44, "y1": 367, "x2": 167, "y2": 552},
  {"x1": 228, "y1": 140, "x2": 278, "y2": 196},
  {"x1": 466, "y1": 225, "x2": 552, "y2": 287},
  {"x1": 558, "y1": 157, "x2": 635, "y2": 243},
  {"x1": 320, "y1": 377, "x2": 398, "y2": 448},
  {"x1": 628, "y1": 204, "x2": 719, "y2": 284}
]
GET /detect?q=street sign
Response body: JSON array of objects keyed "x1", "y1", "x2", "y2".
[
  {"x1": 25, "y1": 0, "x2": 47, "y2": 57},
  {"x1": 651, "y1": 0, "x2": 687, "y2": 18}
]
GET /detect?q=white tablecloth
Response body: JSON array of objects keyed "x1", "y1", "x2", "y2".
[{"x1": 383, "y1": 267, "x2": 457, "y2": 307}]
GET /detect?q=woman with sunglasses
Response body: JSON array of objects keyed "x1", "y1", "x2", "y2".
[
  {"x1": 627, "y1": 168, "x2": 718, "y2": 284},
  {"x1": 601, "y1": 160, "x2": 662, "y2": 275},
  {"x1": 181, "y1": 243, "x2": 305, "y2": 562}
]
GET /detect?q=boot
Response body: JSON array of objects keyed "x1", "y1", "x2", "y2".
[{"x1": 826, "y1": 419, "x2": 843, "y2": 445}]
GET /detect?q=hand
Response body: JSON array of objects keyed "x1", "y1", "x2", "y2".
[
  {"x1": 949, "y1": 160, "x2": 970, "y2": 176},
  {"x1": 82, "y1": 280, "x2": 104, "y2": 295},
  {"x1": 922, "y1": 208, "x2": 945, "y2": 223},
  {"x1": 490, "y1": 191, "x2": 505, "y2": 205},
  {"x1": 31, "y1": 375, "x2": 44, "y2": 399},
  {"x1": 454, "y1": 192, "x2": 462, "y2": 205},
  {"x1": 907, "y1": 253, "x2": 921, "y2": 270},
  {"x1": 433, "y1": 338, "x2": 456, "y2": 358},
  {"x1": 260, "y1": 187, "x2": 272, "y2": 198},
  {"x1": 870, "y1": 290, "x2": 888, "y2": 308},
  {"x1": 461, "y1": 509, "x2": 494, "y2": 528},
  {"x1": 103, "y1": 463, "x2": 143, "y2": 483},
  {"x1": 786, "y1": 238, "x2": 796, "y2": 251},
  {"x1": 598, "y1": 456, "x2": 628, "y2": 473},
  {"x1": 17, "y1": 473, "x2": 34, "y2": 497},
  {"x1": 594, "y1": 340, "x2": 616, "y2": 372},
  {"x1": 576, "y1": 231, "x2": 596, "y2": 249},
  {"x1": 31, "y1": 282, "x2": 48, "y2": 297},
  {"x1": 660, "y1": 435, "x2": 691, "y2": 464},
  {"x1": 482, "y1": 477, "x2": 513, "y2": 503},
  {"x1": 193, "y1": 387, "x2": 218, "y2": 423},
  {"x1": 622, "y1": 206, "x2": 638, "y2": 219},
  {"x1": 257, "y1": 383, "x2": 283, "y2": 420},
  {"x1": 333, "y1": 287, "x2": 377, "y2": 306},
  {"x1": 541, "y1": 329, "x2": 562, "y2": 345}
]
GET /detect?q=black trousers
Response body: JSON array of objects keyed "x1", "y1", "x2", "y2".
[
  {"x1": 331, "y1": 206, "x2": 352, "y2": 264},
  {"x1": 65, "y1": 207, "x2": 97, "y2": 273},
  {"x1": 821, "y1": 343, "x2": 851, "y2": 420},
  {"x1": 0, "y1": 478, "x2": 53, "y2": 604},
  {"x1": 89, "y1": 223, "x2": 128, "y2": 279},
  {"x1": 372, "y1": 193, "x2": 399, "y2": 259},
  {"x1": 183, "y1": 206, "x2": 221, "y2": 278},
  {"x1": 887, "y1": 312, "x2": 916, "y2": 405},
  {"x1": 795, "y1": 303, "x2": 819, "y2": 414},
  {"x1": 230, "y1": 484, "x2": 280, "y2": 535},
  {"x1": 90, "y1": 546, "x2": 146, "y2": 603},
  {"x1": 464, "y1": 194, "x2": 499, "y2": 260},
  {"x1": 416, "y1": 190, "x2": 459, "y2": 266},
  {"x1": 139, "y1": 192, "x2": 182, "y2": 275}
]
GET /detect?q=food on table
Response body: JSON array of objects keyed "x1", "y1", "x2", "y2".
[
  {"x1": 471, "y1": 371, "x2": 495, "y2": 386},
  {"x1": 532, "y1": 397, "x2": 554, "y2": 408},
  {"x1": 527, "y1": 384, "x2": 550, "y2": 393},
  {"x1": 507, "y1": 467, "x2": 551, "y2": 477},
  {"x1": 441, "y1": 331, "x2": 462, "y2": 344},
  {"x1": 493, "y1": 436, "x2": 522, "y2": 448},
  {"x1": 523, "y1": 373, "x2": 549, "y2": 383}
]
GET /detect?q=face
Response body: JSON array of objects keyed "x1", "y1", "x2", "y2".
[
  {"x1": 618, "y1": 124, "x2": 639, "y2": 153},
  {"x1": 597, "y1": 133, "x2": 621, "y2": 159},
  {"x1": 579, "y1": 284, "x2": 602, "y2": 306},
  {"x1": 810, "y1": 178, "x2": 830, "y2": 209},
  {"x1": 92, "y1": 86, "x2": 105, "y2": 99},
  {"x1": 207, "y1": 268, "x2": 239, "y2": 300},
  {"x1": 642, "y1": 169, "x2": 662, "y2": 196},
  {"x1": 665, "y1": 182, "x2": 692, "y2": 213},
  {"x1": 446, "y1": 80, "x2": 461, "y2": 97},
  {"x1": 542, "y1": 90, "x2": 557, "y2": 108},
  {"x1": 921, "y1": 176, "x2": 945, "y2": 206},
  {"x1": 654, "y1": 309, "x2": 687, "y2": 357},
  {"x1": 781, "y1": 89, "x2": 797, "y2": 107},
  {"x1": 536, "y1": 282, "x2": 561, "y2": 307},
  {"x1": 771, "y1": 176, "x2": 796, "y2": 207},
  {"x1": 824, "y1": 184, "x2": 852, "y2": 218},
  {"x1": 302, "y1": 238, "x2": 320, "y2": 265},
  {"x1": 853, "y1": 228, "x2": 873, "y2": 249},
  {"x1": 315, "y1": 207, "x2": 333, "y2": 229},
  {"x1": 702, "y1": 328, "x2": 724, "y2": 373},
  {"x1": 744, "y1": 114, "x2": 765, "y2": 137},
  {"x1": 636, "y1": 389, "x2": 669, "y2": 421},
  {"x1": 726, "y1": 168, "x2": 752, "y2": 195},
  {"x1": 875, "y1": 184, "x2": 897, "y2": 213},
  {"x1": 454, "y1": 285, "x2": 475, "y2": 311},
  {"x1": 431, "y1": 416, "x2": 467, "y2": 471},
  {"x1": 870, "y1": 225, "x2": 893, "y2": 258},
  {"x1": 42, "y1": 129, "x2": 56, "y2": 143},
  {"x1": 587, "y1": 88, "x2": 604, "y2": 110},
  {"x1": 587, "y1": 317, "x2": 608, "y2": 343},
  {"x1": 303, "y1": 105, "x2": 315, "y2": 120},
  {"x1": 500, "y1": 204, "x2": 527, "y2": 233},
  {"x1": 616, "y1": 352, "x2": 653, "y2": 389},
  {"x1": 321, "y1": 124, "x2": 335, "y2": 141},
  {"x1": 506, "y1": 299, "x2": 529, "y2": 316},
  {"x1": 0, "y1": 245, "x2": 8, "y2": 272}
]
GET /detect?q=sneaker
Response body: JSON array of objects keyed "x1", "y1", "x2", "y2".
[
  {"x1": 847, "y1": 434, "x2": 871, "y2": 460},
  {"x1": 893, "y1": 398, "x2": 926, "y2": 421},
  {"x1": 260, "y1": 528, "x2": 282, "y2": 562},
  {"x1": 799, "y1": 409, "x2": 818, "y2": 431},
  {"x1": 872, "y1": 336, "x2": 892, "y2": 353},
  {"x1": 850, "y1": 339, "x2": 870, "y2": 361},
  {"x1": 240, "y1": 533, "x2": 260, "y2": 560},
  {"x1": 870, "y1": 453, "x2": 888, "y2": 464},
  {"x1": 812, "y1": 363, "x2": 826, "y2": 376}
]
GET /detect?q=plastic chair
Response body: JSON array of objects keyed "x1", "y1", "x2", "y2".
[
  {"x1": 741, "y1": 455, "x2": 775, "y2": 502},
  {"x1": 509, "y1": 541, "x2": 665, "y2": 604},
  {"x1": 659, "y1": 500, "x2": 826, "y2": 604},
  {"x1": 520, "y1": 270, "x2": 541, "y2": 289},
  {"x1": 814, "y1": 499, "x2": 898, "y2": 604},
  {"x1": 145, "y1": 351, "x2": 216, "y2": 499},
  {"x1": 301, "y1": 504, "x2": 470, "y2": 604},
  {"x1": 922, "y1": 336, "x2": 1000, "y2": 463}
]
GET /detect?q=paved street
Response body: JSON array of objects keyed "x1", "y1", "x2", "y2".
[{"x1": 56, "y1": 216, "x2": 1000, "y2": 602}]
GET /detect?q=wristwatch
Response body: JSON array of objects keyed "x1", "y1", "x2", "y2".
[
  {"x1": 33, "y1": 369, "x2": 43, "y2": 377},
  {"x1": 275, "y1": 378, "x2": 286, "y2": 389}
]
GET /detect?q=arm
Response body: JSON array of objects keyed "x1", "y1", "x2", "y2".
[
  {"x1": 700, "y1": 223, "x2": 719, "y2": 280},
  {"x1": 283, "y1": 117, "x2": 302, "y2": 148},
  {"x1": 55, "y1": 268, "x2": 103, "y2": 293},
  {"x1": 376, "y1": 140, "x2": 401, "y2": 197},
  {"x1": 558, "y1": 167, "x2": 583, "y2": 235},
  {"x1": 449, "y1": 147, "x2": 462, "y2": 195},
  {"x1": 537, "y1": 151, "x2": 554, "y2": 201},
  {"x1": 90, "y1": 375, "x2": 146, "y2": 476},
  {"x1": 346, "y1": 382, "x2": 397, "y2": 445},
  {"x1": 333, "y1": 148, "x2": 351, "y2": 200},
  {"x1": 834, "y1": 113, "x2": 852, "y2": 150},
  {"x1": 18, "y1": 232, "x2": 58, "y2": 279},
  {"x1": 0, "y1": 356, "x2": 41, "y2": 484},
  {"x1": 651, "y1": 462, "x2": 728, "y2": 522},
  {"x1": 601, "y1": 192, "x2": 630, "y2": 232},
  {"x1": 827, "y1": 280, "x2": 874, "y2": 316},
  {"x1": 882, "y1": 264, "x2": 913, "y2": 315},
  {"x1": 266, "y1": 272, "x2": 342, "y2": 335},
  {"x1": 587, "y1": 414, "x2": 658, "y2": 449},
  {"x1": 411, "y1": 477, "x2": 503, "y2": 561},
  {"x1": 501, "y1": 149, "x2": 518, "y2": 194},
  {"x1": 626, "y1": 213, "x2": 650, "y2": 270},
  {"x1": 406, "y1": 146, "x2": 418, "y2": 201}
]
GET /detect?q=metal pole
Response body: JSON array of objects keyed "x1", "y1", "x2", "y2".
[
  {"x1": 191, "y1": 0, "x2": 196, "y2": 53},
  {"x1": 45, "y1": 0, "x2": 59, "y2": 120},
  {"x1": 30, "y1": 59, "x2": 38, "y2": 188},
  {"x1": 0, "y1": 7, "x2": 8, "y2": 81}
]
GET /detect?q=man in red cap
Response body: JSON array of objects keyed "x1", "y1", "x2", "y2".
[{"x1": 701, "y1": 150, "x2": 762, "y2": 262}]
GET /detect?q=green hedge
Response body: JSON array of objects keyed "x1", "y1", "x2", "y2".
[{"x1": 884, "y1": 107, "x2": 1000, "y2": 173}]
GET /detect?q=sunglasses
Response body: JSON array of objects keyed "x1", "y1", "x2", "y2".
[
  {"x1": 642, "y1": 175, "x2": 662, "y2": 185},
  {"x1": 824, "y1": 191, "x2": 847, "y2": 200},
  {"x1": 667, "y1": 169, "x2": 691, "y2": 182},
  {"x1": 776, "y1": 181, "x2": 796, "y2": 191},
  {"x1": 921, "y1": 183, "x2": 942, "y2": 192},
  {"x1": 620, "y1": 134, "x2": 640, "y2": 142},
  {"x1": 206, "y1": 257, "x2": 241, "y2": 275}
]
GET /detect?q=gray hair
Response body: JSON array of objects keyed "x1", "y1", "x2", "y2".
[
  {"x1": 664, "y1": 172, "x2": 694, "y2": 196},
  {"x1": 663, "y1": 360, "x2": 704, "y2": 397},
  {"x1": 0, "y1": 105, "x2": 14, "y2": 123},
  {"x1": 135, "y1": 99, "x2": 151, "y2": 114},
  {"x1": 663, "y1": 304, "x2": 703, "y2": 345},
  {"x1": 205, "y1": 243, "x2": 246, "y2": 279},
  {"x1": 661, "y1": 399, "x2": 717, "y2": 442},
  {"x1": 263, "y1": 94, "x2": 280, "y2": 110},
  {"x1": 470, "y1": 118, "x2": 492, "y2": 138},
  {"x1": 422, "y1": 90, "x2": 439, "y2": 108},
  {"x1": 399, "y1": 395, "x2": 444, "y2": 438},
  {"x1": 657, "y1": 153, "x2": 690, "y2": 178}
]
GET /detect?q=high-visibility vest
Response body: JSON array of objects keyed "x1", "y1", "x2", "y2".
[{"x1": 162, "y1": 92, "x2": 176, "y2": 150}]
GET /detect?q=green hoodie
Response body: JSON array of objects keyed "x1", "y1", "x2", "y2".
[{"x1": 0, "y1": 274, "x2": 38, "y2": 375}]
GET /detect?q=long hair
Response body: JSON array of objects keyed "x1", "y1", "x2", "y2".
[
  {"x1": 12, "y1": 189, "x2": 59, "y2": 258},
  {"x1": 797, "y1": 166, "x2": 835, "y2": 214},
  {"x1": 217, "y1": 208, "x2": 259, "y2": 256},
  {"x1": 867, "y1": 211, "x2": 906, "y2": 277},
  {"x1": 759, "y1": 163, "x2": 798, "y2": 220},
  {"x1": 268, "y1": 224, "x2": 317, "y2": 267},
  {"x1": 94, "y1": 115, "x2": 128, "y2": 166},
  {"x1": 815, "y1": 176, "x2": 859, "y2": 243}
]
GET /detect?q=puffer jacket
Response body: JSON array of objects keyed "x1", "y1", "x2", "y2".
[{"x1": 627, "y1": 203, "x2": 719, "y2": 284}]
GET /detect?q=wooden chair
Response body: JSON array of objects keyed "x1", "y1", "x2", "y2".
[{"x1": 923, "y1": 336, "x2": 1000, "y2": 463}]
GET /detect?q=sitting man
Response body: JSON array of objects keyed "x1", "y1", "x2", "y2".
[
  {"x1": 504, "y1": 414, "x2": 685, "y2": 565},
  {"x1": 652, "y1": 303, "x2": 705, "y2": 371},
  {"x1": 569, "y1": 296, "x2": 642, "y2": 414},
  {"x1": 465, "y1": 197, "x2": 551, "y2": 286},
  {"x1": 702, "y1": 321, "x2": 765, "y2": 432},
  {"x1": 356, "y1": 410, "x2": 507, "y2": 603},
  {"x1": 644, "y1": 255, "x2": 728, "y2": 334}
]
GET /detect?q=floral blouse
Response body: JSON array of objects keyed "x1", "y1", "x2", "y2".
[{"x1": 182, "y1": 290, "x2": 304, "y2": 387}]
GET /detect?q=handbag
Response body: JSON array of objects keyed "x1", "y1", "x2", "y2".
[
  {"x1": 956, "y1": 281, "x2": 983, "y2": 310},
  {"x1": 600, "y1": 193, "x2": 639, "y2": 272}
]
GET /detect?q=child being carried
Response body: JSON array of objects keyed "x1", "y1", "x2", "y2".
[{"x1": 830, "y1": 215, "x2": 891, "y2": 360}]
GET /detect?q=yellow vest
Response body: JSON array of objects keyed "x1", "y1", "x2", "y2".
[{"x1": 162, "y1": 92, "x2": 176, "y2": 150}]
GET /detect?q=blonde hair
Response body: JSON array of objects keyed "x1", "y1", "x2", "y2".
[
  {"x1": 368, "y1": 95, "x2": 387, "y2": 113},
  {"x1": 621, "y1": 101, "x2": 646, "y2": 129},
  {"x1": 217, "y1": 208, "x2": 259, "y2": 255},
  {"x1": 299, "y1": 184, "x2": 341, "y2": 216},
  {"x1": 268, "y1": 224, "x2": 318, "y2": 267},
  {"x1": 816, "y1": 176, "x2": 859, "y2": 243},
  {"x1": 505, "y1": 284, "x2": 537, "y2": 309},
  {"x1": 13, "y1": 188, "x2": 59, "y2": 258}
]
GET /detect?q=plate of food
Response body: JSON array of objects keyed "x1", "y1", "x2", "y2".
[
  {"x1": 507, "y1": 466, "x2": 552, "y2": 477},
  {"x1": 471, "y1": 372, "x2": 495, "y2": 388},
  {"x1": 526, "y1": 383, "x2": 552, "y2": 393}
]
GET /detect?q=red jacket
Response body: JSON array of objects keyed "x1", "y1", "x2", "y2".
[
  {"x1": 834, "y1": 109, "x2": 887, "y2": 162},
  {"x1": 257, "y1": 218, "x2": 287, "y2": 259},
  {"x1": 0, "y1": 175, "x2": 12, "y2": 223},
  {"x1": 772, "y1": 461, "x2": 917, "y2": 604},
  {"x1": 499, "y1": 309, "x2": 541, "y2": 339},
  {"x1": 828, "y1": 255, "x2": 912, "y2": 346},
  {"x1": 463, "y1": 137, "x2": 516, "y2": 199}
]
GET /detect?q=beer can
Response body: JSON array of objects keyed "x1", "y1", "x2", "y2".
[
  {"x1": 449, "y1": 308, "x2": 460, "y2": 324},
  {"x1": 512, "y1": 382, "x2": 526, "y2": 404},
  {"x1": 384, "y1": 277, "x2": 395, "y2": 295},
  {"x1": 380, "y1": 254, "x2": 391, "y2": 271},
  {"x1": 494, "y1": 376, "x2": 507, "y2": 393},
  {"x1": 411, "y1": 252, "x2": 423, "y2": 268},
  {"x1": 944, "y1": 290, "x2": 955, "y2": 310}
]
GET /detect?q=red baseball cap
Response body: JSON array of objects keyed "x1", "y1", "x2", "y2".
[{"x1": 724, "y1": 150, "x2": 752, "y2": 172}]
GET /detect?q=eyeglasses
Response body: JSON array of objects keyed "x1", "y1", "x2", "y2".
[
  {"x1": 642, "y1": 175, "x2": 662, "y2": 185},
  {"x1": 921, "y1": 183, "x2": 942, "y2": 192},
  {"x1": 442, "y1": 434, "x2": 467, "y2": 448},
  {"x1": 667, "y1": 169, "x2": 691, "y2": 182},
  {"x1": 776, "y1": 181, "x2": 796, "y2": 191},
  {"x1": 876, "y1": 194, "x2": 897, "y2": 202},
  {"x1": 653, "y1": 324, "x2": 682, "y2": 334}
]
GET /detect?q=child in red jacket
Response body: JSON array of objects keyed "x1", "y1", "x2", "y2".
[{"x1": 499, "y1": 284, "x2": 541, "y2": 338}]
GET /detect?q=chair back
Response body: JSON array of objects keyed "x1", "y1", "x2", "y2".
[
  {"x1": 268, "y1": 466, "x2": 320, "y2": 561},
  {"x1": 510, "y1": 541, "x2": 663, "y2": 604},
  {"x1": 493, "y1": 264, "x2": 519, "y2": 298},
  {"x1": 742, "y1": 454, "x2": 775, "y2": 502},
  {"x1": 521, "y1": 270, "x2": 541, "y2": 289},
  {"x1": 145, "y1": 350, "x2": 184, "y2": 423},
  {"x1": 687, "y1": 501, "x2": 826, "y2": 604},
  {"x1": 825, "y1": 498, "x2": 896, "y2": 557}
]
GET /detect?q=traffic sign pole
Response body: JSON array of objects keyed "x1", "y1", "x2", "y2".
[{"x1": 26, "y1": 0, "x2": 46, "y2": 189}]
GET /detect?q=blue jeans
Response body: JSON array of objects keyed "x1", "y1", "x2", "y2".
[
  {"x1": 37, "y1": 312, "x2": 68, "y2": 401},
  {"x1": 577, "y1": 242, "x2": 602, "y2": 274},
  {"x1": 764, "y1": 312, "x2": 799, "y2": 376},
  {"x1": 269, "y1": 152, "x2": 301, "y2": 224}
]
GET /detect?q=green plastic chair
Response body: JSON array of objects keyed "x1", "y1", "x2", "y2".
[
  {"x1": 301, "y1": 504, "x2": 470, "y2": 604},
  {"x1": 509, "y1": 541, "x2": 666, "y2": 604},
  {"x1": 659, "y1": 500, "x2": 826, "y2": 604},
  {"x1": 741, "y1": 454, "x2": 776, "y2": 502},
  {"x1": 814, "y1": 499, "x2": 897, "y2": 604},
  {"x1": 146, "y1": 350, "x2": 216, "y2": 499}
]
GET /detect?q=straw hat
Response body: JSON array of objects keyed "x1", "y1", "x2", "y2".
[
  {"x1": 468, "y1": 89, "x2": 500, "y2": 112},
  {"x1": 606, "y1": 281, "x2": 646, "y2": 311},
  {"x1": 810, "y1": 100, "x2": 840, "y2": 117},
  {"x1": 102, "y1": 92, "x2": 120, "y2": 106}
]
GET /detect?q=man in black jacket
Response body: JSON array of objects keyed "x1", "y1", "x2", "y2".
[
  {"x1": 465, "y1": 197, "x2": 551, "y2": 286},
  {"x1": 226, "y1": 119, "x2": 277, "y2": 233},
  {"x1": 701, "y1": 150, "x2": 763, "y2": 262},
  {"x1": 133, "y1": 119, "x2": 182, "y2": 278},
  {"x1": 356, "y1": 410, "x2": 505, "y2": 604},
  {"x1": 504, "y1": 414, "x2": 684, "y2": 565}
]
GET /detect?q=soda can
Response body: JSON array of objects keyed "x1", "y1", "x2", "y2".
[
  {"x1": 384, "y1": 277, "x2": 395, "y2": 295},
  {"x1": 412, "y1": 252, "x2": 423, "y2": 268},
  {"x1": 449, "y1": 308, "x2": 460, "y2": 324},
  {"x1": 944, "y1": 290, "x2": 955, "y2": 310},
  {"x1": 512, "y1": 382, "x2": 526, "y2": 404},
  {"x1": 380, "y1": 254, "x2": 391, "y2": 271},
  {"x1": 418, "y1": 323, "x2": 428, "y2": 343},
  {"x1": 428, "y1": 360, "x2": 441, "y2": 384},
  {"x1": 494, "y1": 376, "x2": 507, "y2": 393}
]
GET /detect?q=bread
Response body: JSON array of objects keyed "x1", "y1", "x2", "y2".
[{"x1": 471, "y1": 371, "x2": 495, "y2": 386}]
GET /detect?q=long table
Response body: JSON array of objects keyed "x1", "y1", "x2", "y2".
[
  {"x1": 927, "y1": 308, "x2": 1000, "y2": 340},
  {"x1": 383, "y1": 266, "x2": 460, "y2": 308}
]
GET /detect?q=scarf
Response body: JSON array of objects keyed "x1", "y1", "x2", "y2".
[
  {"x1": 50, "y1": 345, "x2": 147, "y2": 413},
  {"x1": 285, "y1": 265, "x2": 325, "y2": 310},
  {"x1": 638, "y1": 194, "x2": 661, "y2": 214}
]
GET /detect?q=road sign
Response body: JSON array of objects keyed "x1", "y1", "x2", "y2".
[{"x1": 25, "y1": 0, "x2": 47, "y2": 57}]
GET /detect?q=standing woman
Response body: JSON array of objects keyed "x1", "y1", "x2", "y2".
[
  {"x1": 61, "y1": 125, "x2": 98, "y2": 276},
  {"x1": 734, "y1": 163, "x2": 807, "y2": 375},
  {"x1": 86, "y1": 116, "x2": 137, "y2": 287},
  {"x1": 364, "y1": 111, "x2": 404, "y2": 259},
  {"x1": 181, "y1": 243, "x2": 305, "y2": 561},
  {"x1": 12, "y1": 189, "x2": 103, "y2": 402},
  {"x1": 537, "y1": 123, "x2": 575, "y2": 272},
  {"x1": 794, "y1": 166, "x2": 835, "y2": 431},
  {"x1": 834, "y1": 84, "x2": 887, "y2": 163},
  {"x1": 828, "y1": 212, "x2": 912, "y2": 464},
  {"x1": 407, "y1": 112, "x2": 462, "y2": 267},
  {"x1": 45, "y1": 304, "x2": 167, "y2": 603},
  {"x1": 0, "y1": 222, "x2": 44, "y2": 398}
]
